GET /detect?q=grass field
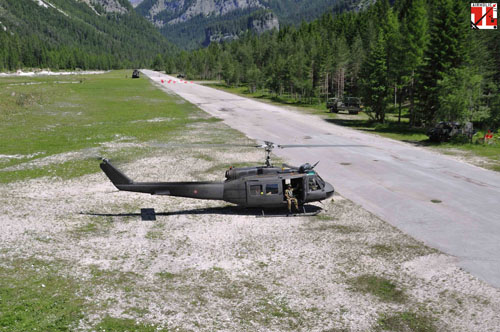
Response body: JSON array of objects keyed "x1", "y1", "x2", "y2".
[
  {"x1": 0, "y1": 71, "x2": 216, "y2": 183},
  {"x1": 205, "y1": 83, "x2": 500, "y2": 171}
]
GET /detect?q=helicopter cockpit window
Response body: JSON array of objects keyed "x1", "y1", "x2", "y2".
[
  {"x1": 316, "y1": 175, "x2": 325, "y2": 187},
  {"x1": 308, "y1": 176, "x2": 324, "y2": 191},
  {"x1": 308, "y1": 178, "x2": 319, "y2": 191},
  {"x1": 250, "y1": 185, "x2": 262, "y2": 195},
  {"x1": 266, "y1": 184, "x2": 279, "y2": 195}
]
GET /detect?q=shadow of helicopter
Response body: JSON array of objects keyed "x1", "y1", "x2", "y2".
[{"x1": 80, "y1": 204, "x2": 323, "y2": 219}]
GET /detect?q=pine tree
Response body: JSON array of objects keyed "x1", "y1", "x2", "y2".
[
  {"x1": 384, "y1": 8, "x2": 402, "y2": 114},
  {"x1": 437, "y1": 67, "x2": 486, "y2": 123},
  {"x1": 400, "y1": 0, "x2": 428, "y2": 125},
  {"x1": 416, "y1": 0, "x2": 466, "y2": 124},
  {"x1": 152, "y1": 54, "x2": 164, "y2": 71},
  {"x1": 361, "y1": 31, "x2": 389, "y2": 123},
  {"x1": 332, "y1": 35, "x2": 350, "y2": 99},
  {"x1": 348, "y1": 33, "x2": 365, "y2": 97}
]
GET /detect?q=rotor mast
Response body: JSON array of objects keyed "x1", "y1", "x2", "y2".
[{"x1": 264, "y1": 141, "x2": 274, "y2": 167}]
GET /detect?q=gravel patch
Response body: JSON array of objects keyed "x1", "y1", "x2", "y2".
[{"x1": 1, "y1": 122, "x2": 499, "y2": 331}]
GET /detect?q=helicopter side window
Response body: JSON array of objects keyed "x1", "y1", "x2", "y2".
[
  {"x1": 266, "y1": 184, "x2": 279, "y2": 195},
  {"x1": 250, "y1": 185, "x2": 262, "y2": 195}
]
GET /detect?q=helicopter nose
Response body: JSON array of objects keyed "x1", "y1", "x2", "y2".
[{"x1": 324, "y1": 182, "x2": 335, "y2": 198}]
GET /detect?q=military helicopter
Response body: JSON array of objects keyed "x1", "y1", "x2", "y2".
[{"x1": 100, "y1": 142, "x2": 335, "y2": 212}]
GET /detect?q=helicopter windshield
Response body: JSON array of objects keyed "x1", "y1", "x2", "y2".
[
  {"x1": 316, "y1": 175, "x2": 325, "y2": 188},
  {"x1": 308, "y1": 175, "x2": 324, "y2": 191}
]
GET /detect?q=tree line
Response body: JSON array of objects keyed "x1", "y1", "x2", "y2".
[
  {"x1": 165, "y1": 0, "x2": 500, "y2": 127},
  {"x1": 0, "y1": 0, "x2": 172, "y2": 71}
]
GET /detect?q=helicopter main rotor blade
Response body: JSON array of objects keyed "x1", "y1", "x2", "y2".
[
  {"x1": 148, "y1": 141, "x2": 366, "y2": 149},
  {"x1": 277, "y1": 144, "x2": 368, "y2": 148},
  {"x1": 148, "y1": 142, "x2": 261, "y2": 149}
]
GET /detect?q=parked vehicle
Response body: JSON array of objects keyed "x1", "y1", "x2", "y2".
[
  {"x1": 427, "y1": 121, "x2": 475, "y2": 142},
  {"x1": 327, "y1": 97, "x2": 363, "y2": 114}
]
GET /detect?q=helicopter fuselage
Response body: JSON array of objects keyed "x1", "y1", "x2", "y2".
[
  {"x1": 100, "y1": 160, "x2": 334, "y2": 209},
  {"x1": 223, "y1": 166, "x2": 334, "y2": 208}
]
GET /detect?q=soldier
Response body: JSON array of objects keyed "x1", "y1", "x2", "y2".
[{"x1": 285, "y1": 184, "x2": 299, "y2": 213}]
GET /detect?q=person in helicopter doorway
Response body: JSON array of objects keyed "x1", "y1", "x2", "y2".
[{"x1": 285, "y1": 184, "x2": 299, "y2": 213}]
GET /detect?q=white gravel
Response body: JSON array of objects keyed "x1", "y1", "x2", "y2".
[
  {"x1": 1, "y1": 120, "x2": 500, "y2": 331},
  {"x1": 0, "y1": 70, "x2": 107, "y2": 77}
]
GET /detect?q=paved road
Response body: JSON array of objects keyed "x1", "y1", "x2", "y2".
[{"x1": 143, "y1": 70, "x2": 500, "y2": 288}]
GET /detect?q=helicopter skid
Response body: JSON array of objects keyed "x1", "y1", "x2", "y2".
[
  {"x1": 256, "y1": 206, "x2": 320, "y2": 218},
  {"x1": 256, "y1": 212, "x2": 320, "y2": 218}
]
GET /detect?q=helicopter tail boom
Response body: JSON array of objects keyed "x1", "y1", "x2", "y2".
[{"x1": 100, "y1": 159, "x2": 224, "y2": 200}]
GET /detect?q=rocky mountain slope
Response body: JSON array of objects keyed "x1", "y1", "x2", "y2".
[
  {"x1": 129, "y1": 0, "x2": 145, "y2": 6},
  {"x1": 0, "y1": 0, "x2": 172, "y2": 70},
  {"x1": 134, "y1": 0, "x2": 371, "y2": 49}
]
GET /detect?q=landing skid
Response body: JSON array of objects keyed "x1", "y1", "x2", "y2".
[{"x1": 256, "y1": 206, "x2": 321, "y2": 218}]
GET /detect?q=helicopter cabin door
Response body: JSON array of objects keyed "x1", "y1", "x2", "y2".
[
  {"x1": 246, "y1": 180, "x2": 283, "y2": 207},
  {"x1": 282, "y1": 177, "x2": 306, "y2": 204}
]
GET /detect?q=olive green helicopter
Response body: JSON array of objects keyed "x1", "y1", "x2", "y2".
[{"x1": 100, "y1": 142, "x2": 339, "y2": 213}]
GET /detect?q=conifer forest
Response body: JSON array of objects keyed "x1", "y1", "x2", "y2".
[{"x1": 165, "y1": 0, "x2": 500, "y2": 127}]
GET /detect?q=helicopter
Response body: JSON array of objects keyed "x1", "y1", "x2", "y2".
[{"x1": 99, "y1": 141, "x2": 335, "y2": 212}]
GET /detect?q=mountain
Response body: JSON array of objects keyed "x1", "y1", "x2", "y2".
[
  {"x1": 129, "y1": 0, "x2": 145, "y2": 7},
  {"x1": 0, "y1": 0, "x2": 173, "y2": 71},
  {"x1": 134, "y1": 0, "x2": 372, "y2": 49},
  {"x1": 202, "y1": 9, "x2": 278, "y2": 46}
]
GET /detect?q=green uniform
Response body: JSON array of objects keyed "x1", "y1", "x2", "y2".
[{"x1": 285, "y1": 187, "x2": 299, "y2": 212}]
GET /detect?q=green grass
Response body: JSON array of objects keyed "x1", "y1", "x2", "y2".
[
  {"x1": 326, "y1": 117, "x2": 429, "y2": 141},
  {"x1": 235, "y1": 296, "x2": 302, "y2": 329},
  {"x1": 71, "y1": 216, "x2": 113, "y2": 238},
  {"x1": 89, "y1": 265, "x2": 139, "y2": 293},
  {"x1": 145, "y1": 230, "x2": 163, "y2": 240},
  {"x1": 309, "y1": 222, "x2": 361, "y2": 233},
  {"x1": 95, "y1": 316, "x2": 167, "y2": 332},
  {"x1": 156, "y1": 271, "x2": 178, "y2": 280},
  {"x1": 376, "y1": 311, "x2": 436, "y2": 332},
  {"x1": 0, "y1": 70, "x2": 209, "y2": 183},
  {"x1": 433, "y1": 140, "x2": 500, "y2": 170},
  {"x1": 369, "y1": 242, "x2": 437, "y2": 260},
  {"x1": 349, "y1": 274, "x2": 407, "y2": 303},
  {"x1": 0, "y1": 259, "x2": 84, "y2": 331}
]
